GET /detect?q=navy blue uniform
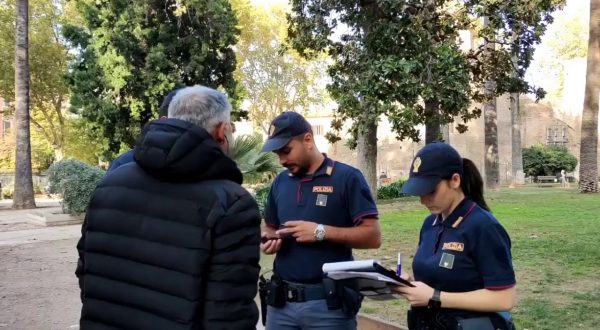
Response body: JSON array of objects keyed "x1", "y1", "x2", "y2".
[
  {"x1": 265, "y1": 157, "x2": 378, "y2": 283},
  {"x1": 413, "y1": 198, "x2": 515, "y2": 293}
]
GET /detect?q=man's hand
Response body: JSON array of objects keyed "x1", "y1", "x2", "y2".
[
  {"x1": 260, "y1": 226, "x2": 283, "y2": 254},
  {"x1": 276, "y1": 220, "x2": 319, "y2": 243},
  {"x1": 260, "y1": 234, "x2": 282, "y2": 254},
  {"x1": 390, "y1": 281, "x2": 435, "y2": 307}
]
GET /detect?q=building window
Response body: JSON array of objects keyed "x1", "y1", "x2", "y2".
[
  {"x1": 546, "y1": 124, "x2": 569, "y2": 146},
  {"x1": 311, "y1": 124, "x2": 324, "y2": 136}
]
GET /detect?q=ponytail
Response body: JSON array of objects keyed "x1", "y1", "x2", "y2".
[{"x1": 460, "y1": 158, "x2": 490, "y2": 211}]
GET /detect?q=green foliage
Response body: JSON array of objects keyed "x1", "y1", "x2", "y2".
[
  {"x1": 64, "y1": 0, "x2": 245, "y2": 159},
  {"x1": 47, "y1": 159, "x2": 104, "y2": 214},
  {"x1": 230, "y1": 0, "x2": 328, "y2": 133},
  {"x1": 0, "y1": 0, "x2": 73, "y2": 157},
  {"x1": 377, "y1": 179, "x2": 407, "y2": 200},
  {"x1": 254, "y1": 184, "x2": 271, "y2": 219},
  {"x1": 63, "y1": 118, "x2": 106, "y2": 165},
  {"x1": 351, "y1": 188, "x2": 600, "y2": 328},
  {"x1": 31, "y1": 129, "x2": 55, "y2": 172},
  {"x1": 0, "y1": 130, "x2": 55, "y2": 172},
  {"x1": 522, "y1": 145, "x2": 577, "y2": 178},
  {"x1": 287, "y1": 0, "x2": 564, "y2": 144},
  {"x1": 1, "y1": 184, "x2": 14, "y2": 199},
  {"x1": 230, "y1": 134, "x2": 281, "y2": 184}
]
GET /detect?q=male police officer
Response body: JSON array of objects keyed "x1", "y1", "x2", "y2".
[{"x1": 260, "y1": 111, "x2": 381, "y2": 329}]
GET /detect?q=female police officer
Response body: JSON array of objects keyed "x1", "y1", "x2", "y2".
[{"x1": 391, "y1": 142, "x2": 516, "y2": 330}]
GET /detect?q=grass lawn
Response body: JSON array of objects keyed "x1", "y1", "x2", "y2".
[{"x1": 259, "y1": 187, "x2": 600, "y2": 329}]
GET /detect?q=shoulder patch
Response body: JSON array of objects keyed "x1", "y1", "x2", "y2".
[{"x1": 326, "y1": 166, "x2": 333, "y2": 176}]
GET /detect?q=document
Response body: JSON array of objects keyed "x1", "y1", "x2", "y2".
[{"x1": 322, "y1": 259, "x2": 414, "y2": 300}]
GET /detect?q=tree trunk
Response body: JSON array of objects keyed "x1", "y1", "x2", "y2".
[
  {"x1": 510, "y1": 93, "x2": 524, "y2": 186},
  {"x1": 483, "y1": 17, "x2": 499, "y2": 190},
  {"x1": 509, "y1": 34, "x2": 524, "y2": 186},
  {"x1": 13, "y1": 0, "x2": 36, "y2": 209},
  {"x1": 356, "y1": 111, "x2": 378, "y2": 200},
  {"x1": 54, "y1": 146, "x2": 64, "y2": 162},
  {"x1": 425, "y1": 100, "x2": 441, "y2": 144},
  {"x1": 579, "y1": 0, "x2": 599, "y2": 193},
  {"x1": 441, "y1": 124, "x2": 450, "y2": 143}
]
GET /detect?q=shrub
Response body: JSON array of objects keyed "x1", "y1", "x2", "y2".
[
  {"x1": 231, "y1": 135, "x2": 281, "y2": 184},
  {"x1": 522, "y1": 145, "x2": 577, "y2": 178},
  {"x1": 1, "y1": 184, "x2": 14, "y2": 199},
  {"x1": 48, "y1": 159, "x2": 105, "y2": 214},
  {"x1": 255, "y1": 184, "x2": 271, "y2": 219},
  {"x1": 377, "y1": 179, "x2": 407, "y2": 200}
]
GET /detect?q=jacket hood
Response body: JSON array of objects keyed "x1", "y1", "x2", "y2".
[{"x1": 134, "y1": 118, "x2": 243, "y2": 183}]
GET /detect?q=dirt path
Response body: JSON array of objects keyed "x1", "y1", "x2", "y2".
[{"x1": 0, "y1": 238, "x2": 81, "y2": 330}]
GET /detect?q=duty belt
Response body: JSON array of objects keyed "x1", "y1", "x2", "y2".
[{"x1": 283, "y1": 281, "x2": 326, "y2": 302}]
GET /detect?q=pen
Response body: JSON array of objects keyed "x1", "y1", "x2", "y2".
[{"x1": 396, "y1": 252, "x2": 402, "y2": 277}]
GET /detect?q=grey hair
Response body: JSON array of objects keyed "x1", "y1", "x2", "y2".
[{"x1": 167, "y1": 85, "x2": 231, "y2": 132}]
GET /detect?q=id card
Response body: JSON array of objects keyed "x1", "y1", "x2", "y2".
[
  {"x1": 316, "y1": 194, "x2": 328, "y2": 207},
  {"x1": 439, "y1": 252, "x2": 455, "y2": 270}
]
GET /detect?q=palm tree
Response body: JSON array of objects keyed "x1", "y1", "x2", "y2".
[
  {"x1": 483, "y1": 16, "x2": 499, "y2": 190},
  {"x1": 13, "y1": 0, "x2": 36, "y2": 209},
  {"x1": 510, "y1": 92, "x2": 524, "y2": 186},
  {"x1": 510, "y1": 39, "x2": 524, "y2": 186},
  {"x1": 578, "y1": 0, "x2": 599, "y2": 193},
  {"x1": 230, "y1": 134, "x2": 281, "y2": 184}
]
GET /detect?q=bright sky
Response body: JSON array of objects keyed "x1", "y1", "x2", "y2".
[{"x1": 250, "y1": 0, "x2": 289, "y2": 9}]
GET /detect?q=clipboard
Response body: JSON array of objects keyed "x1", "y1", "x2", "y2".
[{"x1": 322, "y1": 259, "x2": 414, "y2": 299}]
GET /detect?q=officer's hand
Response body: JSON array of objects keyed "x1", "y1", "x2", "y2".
[
  {"x1": 399, "y1": 270, "x2": 413, "y2": 282},
  {"x1": 276, "y1": 220, "x2": 318, "y2": 243},
  {"x1": 390, "y1": 281, "x2": 434, "y2": 307},
  {"x1": 260, "y1": 235, "x2": 282, "y2": 254}
]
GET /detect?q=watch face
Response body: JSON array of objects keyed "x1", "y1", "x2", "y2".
[{"x1": 316, "y1": 225, "x2": 326, "y2": 241}]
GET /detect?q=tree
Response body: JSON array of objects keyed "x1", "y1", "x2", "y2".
[
  {"x1": 509, "y1": 89, "x2": 524, "y2": 186},
  {"x1": 287, "y1": 0, "x2": 563, "y2": 193},
  {"x1": 12, "y1": 0, "x2": 36, "y2": 209},
  {"x1": 472, "y1": 1, "x2": 566, "y2": 189},
  {"x1": 522, "y1": 144, "x2": 577, "y2": 178},
  {"x1": 579, "y1": 0, "x2": 599, "y2": 193},
  {"x1": 0, "y1": 128, "x2": 55, "y2": 173},
  {"x1": 288, "y1": 1, "x2": 475, "y2": 194},
  {"x1": 230, "y1": 0, "x2": 327, "y2": 134},
  {"x1": 65, "y1": 0, "x2": 244, "y2": 158},
  {"x1": 0, "y1": 0, "x2": 72, "y2": 162},
  {"x1": 482, "y1": 16, "x2": 500, "y2": 189},
  {"x1": 63, "y1": 118, "x2": 106, "y2": 165},
  {"x1": 510, "y1": 32, "x2": 524, "y2": 186},
  {"x1": 230, "y1": 134, "x2": 281, "y2": 184}
]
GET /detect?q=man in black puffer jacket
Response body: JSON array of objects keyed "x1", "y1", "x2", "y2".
[{"x1": 76, "y1": 85, "x2": 261, "y2": 330}]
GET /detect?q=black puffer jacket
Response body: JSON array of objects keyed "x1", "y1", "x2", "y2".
[{"x1": 76, "y1": 118, "x2": 261, "y2": 330}]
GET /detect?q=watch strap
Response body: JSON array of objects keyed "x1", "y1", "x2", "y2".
[{"x1": 428, "y1": 289, "x2": 442, "y2": 309}]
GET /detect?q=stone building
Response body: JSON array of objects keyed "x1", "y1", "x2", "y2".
[{"x1": 296, "y1": 94, "x2": 583, "y2": 186}]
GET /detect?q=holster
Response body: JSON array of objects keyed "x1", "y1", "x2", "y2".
[
  {"x1": 322, "y1": 277, "x2": 363, "y2": 318},
  {"x1": 258, "y1": 275, "x2": 269, "y2": 326},
  {"x1": 265, "y1": 274, "x2": 286, "y2": 308}
]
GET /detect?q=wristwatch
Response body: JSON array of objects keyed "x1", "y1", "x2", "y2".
[
  {"x1": 428, "y1": 289, "x2": 441, "y2": 309},
  {"x1": 314, "y1": 224, "x2": 326, "y2": 241}
]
